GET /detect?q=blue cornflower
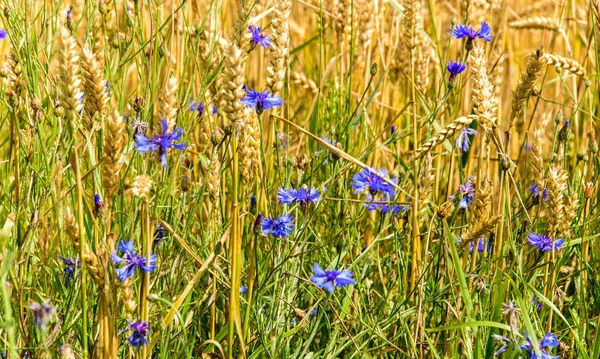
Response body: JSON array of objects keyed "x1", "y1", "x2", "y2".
[
  {"x1": 309, "y1": 308, "x2": 318, "y2": 317},
  {"x1": 456, "y1": 126, "x2": 477, "y2": 152},
  {"x1": 29, "y1": 300, "x2": 55, "y2": 330},
  {"x1": 528, "y1": 182, "x2": 549, "y2": 202},
  {"x1": 94, "y1": 193, "x2": 103, "y2": 215},
  {"x1": 111, "y1": 240, "x2": 158, "y2": 282},
  {"x1": 241, "y1": 87, "x2": 283, "y2": 114},
  {"x1": 310, "y1": 262, "x2": 355, "y2": 294},
  {"x1": 532, "y1": 295, "x2": 543, "y2": 311},
  {"x1": 135, "y1": 119, "x2": 186, "y2": 168},
  {"x1": 447, "y1": 61, "x2": 467, "y2": 79},
  {"x1": 391, "y1": 125, "x2": 397, "y2": 134},
  {"x1": 527, "y1": 232, "x2": 564, "y2": 252},
  {"x1": 240, "y1": 285, "x2": 248, "y2": 295},
  {"x1": 449, "y1": 177, "x2": 475, "y2": 210},
  {"x1": 189, "y1": 99, "x2": 204, "y2": 115},
  {"x1": 0, "y1": 29, "x2": 7, "y2": 40},
  {"x1": 248, "y1": 25, "x2": 271, "y2": 48},
  {"x1": 520, "y1": 332, "x2": 560, "y2": 359},
  {"x1": 125, "y1": 320, "x2": 151, "y2": 348},
  {"x1": 59, "y1": 256, "x2": 80, "y2": 280},
  {"x1": 153, "y1": 222, "x2": 166, "y2": 247},
  {"x1": 351, "y1": 167, "x2": 397, "y2": 199},
  {"x1": 261, "y1": 214, "x2": 295, "y2": 238},
  {"x1": 469, "y1": 237, "x2": 491, "y2": 254},
  {"x1": 278, "y1": 187, "x2": 320, "y2": 206},
  {"x1": 452, "y1": 22, "x2": 493, "y2": 42}
]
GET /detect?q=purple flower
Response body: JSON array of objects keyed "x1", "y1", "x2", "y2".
[
  {"x1": 29, "y1": 300, "x2": 55, "y2": 330},
  {"x1": 447, "y1": 61, "x2": 466, "y2": 78},
  {"x1": 111, "y1": 240, "x2": 158, "y2": 281},
  {"x1": 241, "y1": 87, "x2": 283, "y2": 114},
  {"x1": 469, "y1": 237, "x2": 491, "y2": 254},
  {"x1": 153, "y1": 222, "x2": 166, "y2": 247},
  {"x1": 351, "y1": 167, "x2": 397, "y2": 199},
  {"x1": 527, "y1": 232, "x2": 564, "y2": 252},
  {"x1": 278, "y1": 187, "x2": 320, "y2": 206},
  {"x1": 248, "y1": 25, "x2": 270, "y2": 48},
  {"x1": 0, "y1": 29, "x2": 7, "y2": 40},
  {"x1": 125, "y1": 320, "x2": 151, "y2": 348},
  {"x1": 59, "y1": 256, "x2": 80, "y2": 280},
  {"x1": 189, "y1": 99, "x2": 204, "y2": 115},
  {"x1": 391, "y1": 125, "x2": 397, "y2": 134},
  {"x1": 452, "y1": 22, "x2": 493, "y2": 42},
  {"x1": 520, "y1": 332, "x2": 560, "y2": 359},
  {"x1": 261, "y1": 214, "x2": 295, "y2": 238},
  {"x1": 449, "y1": 177, "x2": 475, "y2": 210},
  {"x1": 310, "y1": 262, "x2": 355, "y2": 294},
  {"x1": 135, "y1": 119, "x2": 186, "y2": 168},
  {"x1": 528, "y1": 182, "x2": 549, "y2": 202},
  {"x1": 456, "y1": 126, "x2": 477, "y2": 152},
  {"x1": 532, "y1": 295, "x2": 543, "y2": 311}
]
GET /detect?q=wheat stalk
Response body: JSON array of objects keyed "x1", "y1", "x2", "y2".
[
  {"x1": 102, "y1": 110, "x2": 127, "y2": 201},
  {"x1": 56, "y1": 26, "x2": 83, "y2": 123}
]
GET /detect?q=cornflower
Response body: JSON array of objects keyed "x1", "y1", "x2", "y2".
[
  {"x1": 125, "y1": 320, "x2": 151, "y2": 348},
  {"x1": 351, "y1": 168, "x2": 397, "y2": 199},
  {"x1": 248, "y1": 25, "x2": 271, "y2": 48},
  {"x1": 29, "y1": 299, "x2": 55, "y2": 330},
  {"x1": 241, "y1": 87, "x2": 283, "y2": 114},
  {"x1": 111, "y1": 240, "x2": 158, "y2": 281},
  {"x1": 527, "y1": 232, "x2": 564, "y2": 252},
  {"x1": 59, "y1": 256, "x2": 80, "y2": 280},
  {"x1": 278, "y1": 187, "x2": 320, "y2": 206},
  {"x1": 456, "y1": 126, "x2": 477, "y2": 152},
  {"x1": 261, "y1": 214, "x2": 295, "y2": 238},
  {"x1": 310, "y1": 263, "x2": 355, "y2": 294},
  {"x1": 449, "y1": 177, "x2": 475, "y2": 210},
  {"x1": 135, "y1": 119, "x2": 186, "y2": 168}
]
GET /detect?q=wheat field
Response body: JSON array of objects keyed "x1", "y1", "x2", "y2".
[{"x1": 0, "y1": 0, "x2": 598, "y2": 358}]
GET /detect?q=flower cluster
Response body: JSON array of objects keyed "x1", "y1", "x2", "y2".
[
  {"x1": 59, "y1": 256, "x2": 80, "y2": 280},
  {"x1": 449, "y1": 177, "x2": 475, "y2": 210},
  {"x1": 125, "y1": 320, "x2": 151, "y2": 348},
  {"x1": 494, "y1": 331, "x2": 560, "y2": 358},
  {"x1": 111, "y1": 240, "x2": 158, "y2": 282},
  {"x1": 310, "y1": 262, "x2": 355, "y2": 294}
]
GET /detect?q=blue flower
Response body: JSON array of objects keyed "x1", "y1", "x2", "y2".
[
  {"x1": 248, "y1": 25, "x2": 270, "y2": 48},
  {"x1": 532, "y1": 295, "x2": 543, "y2": 311},
  {"x1": 153, "y1": 222, "x2": 166, "y2": 247},
  {"x1": 277, "y1": 187, "x2": 320, "y2": 206},
  {"x1": 453, "y1": 22, "x2": 493, "y2": 42},
  {"x1": 59, "y1": 256, "x2": 80, "y2": 280},
  {"x1": 241, "y1": 87, "x2": 283, "y2": 114},
  {"x1": 520, "y1": 332, "x2": 560, "y2": 359},
  {"x1": 456, "y1": 126, "x2": 477, "y2": 152},
  {"x1": 111, "y1": 240, "x2": 158, "y2": 282},
  {"x1": 447, "y1": 61, "x2": 466, "y2": 78},
  {"x1": 29, "y1": 300, "x2": 55, "y2": 330},
  {"x1": 240, "y1": 285, "x2": 248, "y2": 295},
  {"x1": 0, "y1": 29, "x2": 7, "y2": 40},
  {"x1": 469, "y1": 237, "x2": 491, "y2": 254},
  {"x1": 449, "y1": 177, "x2": 475, "y2": 210},
  {"x1": 351, "y1": 167, "x2": 397, "y2": 199},
  {"x1": 189, "y1": 99, "x2": 204, "y2": 115},
  {"x1": 261, "y1": 214, "x2": 295, "y2": 238},
  {"x1": 310, "y1": 263, "x2": 355, "y2": 294},
  {"x1": 391, "y1": 125, "x2": 397, "y2": 134},
  {"x1": 94, "y1": 193, "x2": 103, "y2": 215},
  {"x1": 527, "y1": 232, "x2": 563, "y2": 252},
  {"x1": 364, "y1": 195, "x2": 409, "y2": 215},
  {"x1": 528, "y1": 182, "x2": 549, "y2": 202},
  {"x1": 309, "y1": 308, "x2": 318, "y2": 317},
  {"x1": 125, "y1": 320, "x2": 151, "y2": 348},
  {"x1": 135, "y1": 119, "x2": 186, "y2": 168}
]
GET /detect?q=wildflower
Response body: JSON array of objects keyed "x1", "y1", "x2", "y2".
[
  {"x1": 94, "y1": 194, "x2": 103, "y2": 216},
  {"x1": 351, "y1": 167, "x2": 397, "y2": 199},
  {"x1": 557, "y1": 120, "x2": 571, "y2": 142},
  {"x1": 241, "y1": 87, "x2": 283, "y2": 114},
  {"x1": 248, "y1": 25, "x2": 270, "y2": 48},
  {"x1": 59, "y1": 256, "x2": 80, "y2": 280},
  {"x1": 447, "y1": 61, "x2": 466, "y2": 84},
  {"x1": 309, "y1": 308, "x2": 318, "y2": 317},
  {"x1": 153, "y1": 222, "x2": 166, "y2": 247},
  {"x1": 449, "y1": 177, "x2": 475, "y2": 210},
  {"x1": 0, "y1": 29, "x2": 7, "y2": 40},
  {"x1": 492, "y1": 334, "x2": 516, "y2": 356},
  {"x1": 211, "y1": 105, "x2": 217, "y2": 115},
  {"x1": 250, "y1": 195, "x2": 257, "y2": 214},
  {"x1": 125, "y1": 320, "x2": 151, "y2": 348},
  {"x1": 189, "y1": 99, "x2": 204, "y2": 116},
  {"x1": 310, "y1": 262, "x2": 355, "y2": 294},
  {"x1": 28, "y1": 299, "x2": 55, "y2": 330},
  {"x1": 452, "y1": 22, "x2": 493, "y2": 42},
  {"x1": 391, "y1": 125, "x2": 397, "y2": 134},
  {"x1": 520, "y1": 332, "x2": 560, "y2": 359},
  {"x1": 135, "y1": 119, "x2": 186, "y2": 168},
  {"x1": 278, "y1": 187, "x2": 320, "y2": 206},
  {"x1": 240, "y1": 285, "x2": 248, "y2": 295},
  {"x1": 469, "y1": 237, "x2": 491, "y2": 254},
  {"x1": 111, "y1": 240, "x2": 158, "y2": 282},
  {"x1": 364, "y1": 195, "x2": 408, "y2": 215},
  {"x1": 528, "y1": 182, "x2": 549, "y2": 203},
  {"x1": 532, "y1": 295, "x2": 543, "y2": 311},
  {"x1": 527, "y1": 232, "x2": 564, "y2": 252},
  {"x1": 261, "y1": 214, "x2": 295, "y2": 238},
  {"x1": 456, "y1": 126, "x2": 477, "y2": 153}
]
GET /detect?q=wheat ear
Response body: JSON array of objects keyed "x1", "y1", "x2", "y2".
[
  {"x1": 56, "y1": 26, "x2": 84, "y2": 123},
  {"x1": 545, "y1": 54, "x2": 586, "y2": 77},
  {"x1": 468, "y1": 44, "x2": 498, "y2": 133},
  {"x1": 102, "y1": 110, "x2": 127, "y2": 200},
  {"x1": 509, "y1": 46, "x2": 547, "y2": 130},
  {"x1": 414, "y1": 116, "x2": 475, "y2": 159},
  {"x1": 81, "y1": 45, "x2": 108, "y2": 127},
  {"x1": 266, "y1": 0, "x2": 291, "y2": 95}
]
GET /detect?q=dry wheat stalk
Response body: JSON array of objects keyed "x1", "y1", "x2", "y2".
[
  {"x1": 158, "y1": 76, "x2": 179, "y2": 132},
  {"x1": 81, "y1": 45, "x2": 108, "y2": 127},
  {"x1": 56, "y1": 26, "x2": 84, "y2": 123},
  {"x1": 414, "y1": 116, "x2": 475, "y2": 159},
  {"x1": 266, "y1": 0, "x2": 291, "y2": 95},
  {"x1": 546, "y1": 166, "x2": 567, "y2": 235},
  {"x1": 220, "y1": 44, "x2": 247, "y2": 125},
  {"x1": 239, "y1": 107, "x2": 260, "y2": 183},
  {"x1": 102, "y1": 110, "x2": 127, "y2": 200},
  {"x1": 510, "y1": 46, "x2": 547, "y2": 130},
  {"x1": 468, "y1": 44, "x2": 498, "y2": 133},
  {"x1": 290, "y1": 71, "x2": 318, "y2": 94},
  {"x1": 418, "y1": 153, "x2": 434, "y2": 226},
  {"x1": 545, "y1": 53, "x2": 586, "y2": 76}
]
